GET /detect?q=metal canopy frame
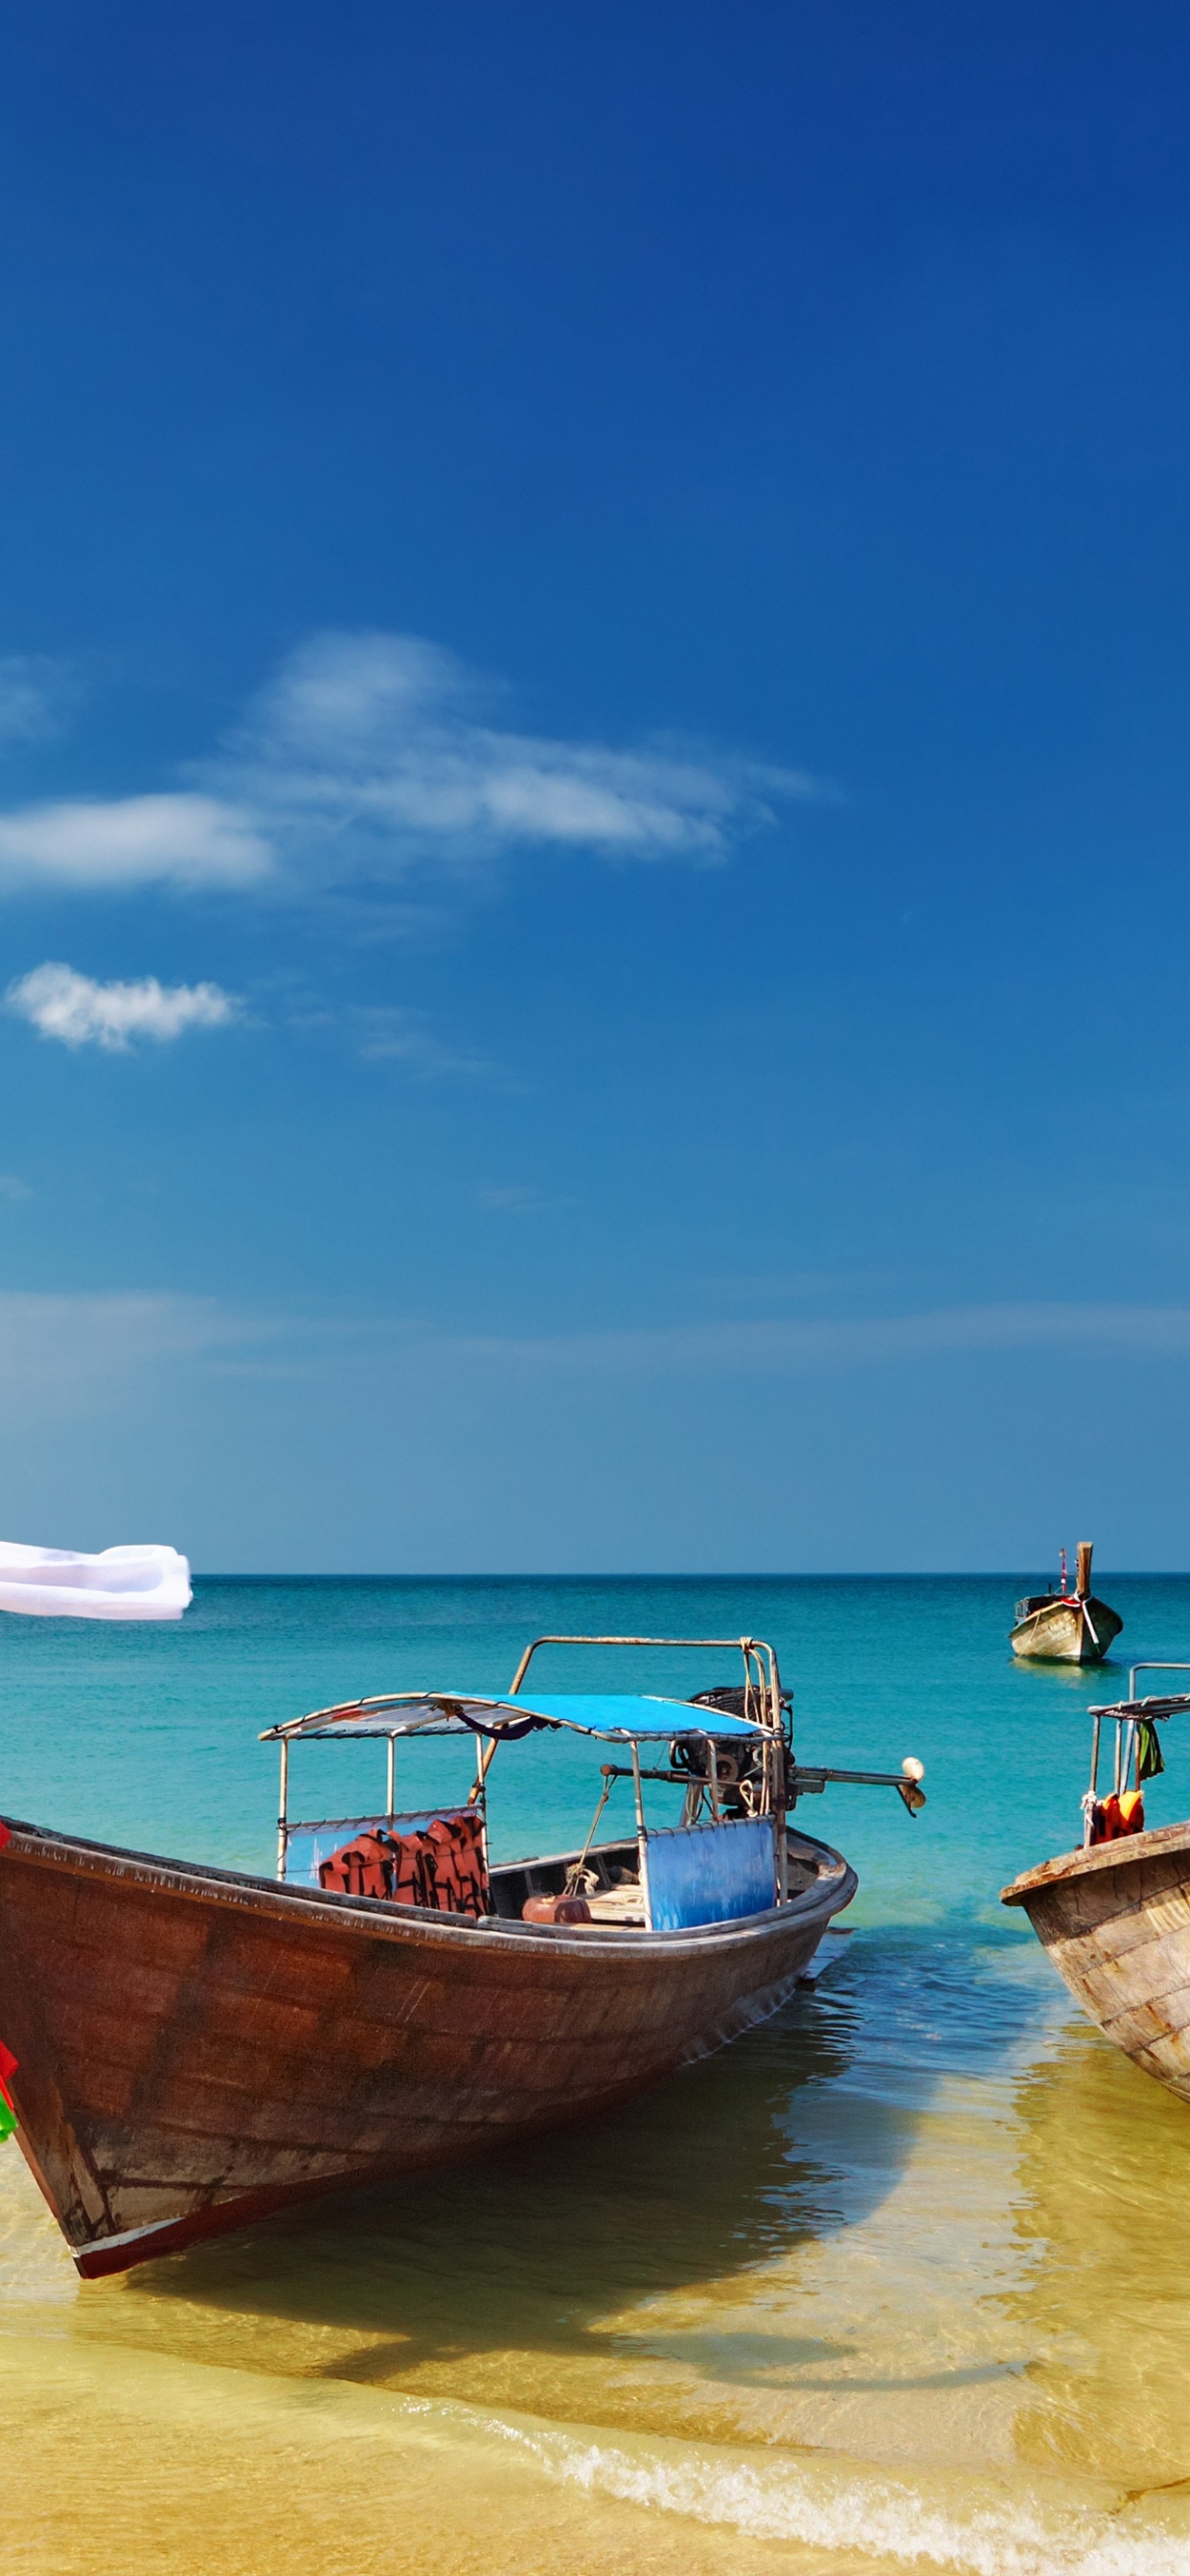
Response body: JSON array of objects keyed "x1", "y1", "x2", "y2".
[
  {"x1": 504, "y1": 1632, "x2": 790, "y2": 1898},
  {"x1": 1085, "y1": 1663, "x2": 1190, "y2": 1833},
  {"x1": 507, "y1": 1632, "x2": 785, "y2": 1728},
  {"x1": 265, "y1": 1635, "x2": 791, "y2": 1895},
  {"x1": 263, "y1": 1631, "x2": 924, "y2": 1898}
]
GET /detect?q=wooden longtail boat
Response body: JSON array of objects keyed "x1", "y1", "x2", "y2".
[
  {"x1": 0, "y1": 1630, "x2": 926, "y2": 2278},
  {"x1": 1009, "y1": 1541, "x2": 1122, "y2": 1664},
  {"x1": 1003, "y1": 1661, "x2": 1190, "y2": 2101}
]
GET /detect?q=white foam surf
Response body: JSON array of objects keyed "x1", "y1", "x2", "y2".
[{"x1": 483, "y1": 2415, "x2": 1189, "y2": 2576}]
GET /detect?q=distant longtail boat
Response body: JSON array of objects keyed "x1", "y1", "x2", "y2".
[{"x1": 1009, "y1": 1542, "x2": 1122, "y2": 1664}]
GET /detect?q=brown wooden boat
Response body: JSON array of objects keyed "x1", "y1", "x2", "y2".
[
  {"x1": 0, "y1": 1631, "x2": 927, "y2": 2277},
  {"x1": 0, "y1": 1812, "x2": 855, "y2": 2280},
  {"x1": 1009, "y1": 1541, "x2": 1122, "y2": 1664},
  {"x1": 1002, "y1": 1662, "x2": 1190, "y2": 2101},
  {"x1": 1003, "y1": 1821, "x2": 1190, "y2": 2100}
]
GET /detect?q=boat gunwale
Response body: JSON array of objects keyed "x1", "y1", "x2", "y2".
[
  {"x1": 1001, "y1": 1813, "x2": 1190, "y2": 1905},
  {"x1": 0, "y1": 1814, "x2": 855, "y2": 1956}
]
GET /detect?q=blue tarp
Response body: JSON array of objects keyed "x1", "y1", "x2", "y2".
[{"x1": 643, "y1": 1815, "x2": 777, "y2": 1930}]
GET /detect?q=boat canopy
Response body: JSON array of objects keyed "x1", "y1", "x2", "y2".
[
  {"x1": 1088, "y1": 1692, "x2": 1190, "y2": 1722},
  {"x1": 262, "y1": 1690, "x2": 771, "y2": 1747}
]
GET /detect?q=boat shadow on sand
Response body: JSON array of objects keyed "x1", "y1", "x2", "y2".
[{"x1": 76, "y1": 1926, "x2": 1047, "y2": 2417}]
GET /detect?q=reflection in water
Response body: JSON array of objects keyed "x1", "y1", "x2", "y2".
[
  {"x1": 79, "y1": 1966, "x2": 874, "y2": 2435},
  {"x1": 1007, "y1": 2021, "x2": 1190, "y2": 2494},
  {"x1": 72, "y1": 1927, "x2": 1043, "y2": 2452}
]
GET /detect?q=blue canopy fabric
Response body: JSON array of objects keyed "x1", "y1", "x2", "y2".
[
  {"x1": 269, "y1": 1690, "x2": 768, "y2": 1744},
  {"x1": 501, "y1": 1693, "x2": 767, "y2": 1740}
]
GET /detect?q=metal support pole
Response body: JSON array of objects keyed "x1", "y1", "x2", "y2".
[
  {"x1": 506, "y1": 1632, "x2": 783, "y2": 1693},
  {"x1": 276, "y1": 1738, "x2": 288, "y2": 1881},
  {"x1": 767, "y1": 1646, "x2": 789, "y2": 1901},
  {"x1": 468, "y1": 1732, "x2": 501, "y2": 1807},
  {"x1": 386, "y1": 1733, "x2": 396, "y2": 1818},
  {"x1": 1130, "y1": 1662, "x2": 1190, "y2": 1701},
  {"x1": 772, "y1": 1737, "x2": 789, "y2": 1901},
  {"x1": 704, "y1": 1734, "x2": 720, "y2": 1821},
  {"x1": 630, "y1": 1739, "x2": 648, "y2": 1839}
]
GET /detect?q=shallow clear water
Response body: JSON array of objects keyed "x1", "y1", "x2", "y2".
[{"x1": 3, "y1": 1576, "x2": 1190, "y2": 2575}]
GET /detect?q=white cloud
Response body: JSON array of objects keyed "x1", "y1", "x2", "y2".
[
  {"x1": 0, "y1": 630, "x2": 819, "y2": 903},
  {"x1": 226, "y1": 630, "x2": 814, "y2": 884},
  {"x1": 0, "y1": 794, "x2": 272, "y2": 893},
  {"x1": 7, "y1": 962, "x2": 239, "y2": 1051}
]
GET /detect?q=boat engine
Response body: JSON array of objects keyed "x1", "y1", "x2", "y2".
[{"x1": 671, "y1": 1685, "x2": 792, "y2": 1822}]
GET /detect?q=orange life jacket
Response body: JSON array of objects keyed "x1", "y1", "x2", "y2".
[
  {"x1": 1089, "y1": 1790, "x2": 1145, "y2": 1845},
  {"x1": 318, "y1": 1811, "x2": 490, "y2": 1917}
]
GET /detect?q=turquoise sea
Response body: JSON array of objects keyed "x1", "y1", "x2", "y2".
[{"x1": 2, "y1": 1574, "x2": 1190, "y2": 2576}]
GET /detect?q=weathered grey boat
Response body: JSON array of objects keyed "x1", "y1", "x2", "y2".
[
  {"x1": 1002, "y1": 1662, "x2": 1190, "y2": 2101},
  {"x1": 1009, "y1": 1541, "x2": 1122, "y2": 1664}
]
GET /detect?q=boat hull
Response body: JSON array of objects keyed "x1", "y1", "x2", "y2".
[
  {"x1": 1002, "y1": 1820, "x2": 1190, "y2": 2101},
  {"x1": 0, "y1": 1817, "x2": 855, "y2": 2275},
  {"x1": 1009, "y1": 1595, "x2": 1123, "y2": 1663}
]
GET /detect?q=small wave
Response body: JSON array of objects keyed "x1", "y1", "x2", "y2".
[{"x1": 482, "y1": 2416, "x2": 1188, "y2": 2576}]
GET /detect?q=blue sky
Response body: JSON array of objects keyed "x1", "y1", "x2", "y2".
[{"x1": 2, "y1": 1, "x2": 1190, "y2": 1571}]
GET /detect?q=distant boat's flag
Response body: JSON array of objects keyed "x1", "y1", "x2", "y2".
[{"x1": 0, "y1": 1542, "x2": 191, "y2": 1622}]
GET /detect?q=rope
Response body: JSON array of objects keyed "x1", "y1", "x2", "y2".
[{"x1": 564, "y1": 1772, "x2": 615, "y2": 1896}]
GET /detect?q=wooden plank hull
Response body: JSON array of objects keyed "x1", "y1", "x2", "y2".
[
  {"x1": 1002, "y1": 1821, "x2": 1190, "y2": 2100},
  {"x1": 0, "y1": 1816, "x2": 856, "y2": 2276},
  {"x1": 1009, "y1": 1596, "x2": 1123, "y2": 1662}
]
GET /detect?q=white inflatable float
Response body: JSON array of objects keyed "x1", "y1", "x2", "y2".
[{"x1": 0, "y1": 1542, "x2": 192, "y2": 1622}]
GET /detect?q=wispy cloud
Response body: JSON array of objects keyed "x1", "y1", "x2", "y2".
[
  {"x1": 431, "y1": 1301, "x2": 1190, "y2": 1378},
  {"x1": 0, "y1": 656, "x2": 77, "y2": 748},
  {"x1": 351, "y1": 1003, "x2": 499, "y2": 1080},
  {"x1": 0, "y1": 1292, "x2": 257, "y2": 1417},
  {"x1": 223, "y1": 631, "x2": 816, "y2": 886},
  {"x1": 0, "y1": 794, "x2": 271, "y2": 894},
  {"x1": 1, "y1": 1292, "x2": 1189, "y2": 1436},
  {"x1": 0, "y1": 630, "x2": 818, "y2": 902},
  {"x1": 7, "y1": 962, "x2": 239, "y2": 1051},
  {"x1": 138, "y1": 1294, "x2": 1190, "y2": 1384},
  {"x1": 5, "y1": 1290, "x2": 1187, "y2": 1413},
  {"x1": 475, "y1": 1183, "x2": 553, "y2": 1214}
]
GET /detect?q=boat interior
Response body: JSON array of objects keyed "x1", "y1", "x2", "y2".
[
  {"x1": 263, "y1": 1634, "x2": 918, "y2": 1935},
  {"x1": 486, "y1": 1831, "x2": 830, "y2": 1928}
]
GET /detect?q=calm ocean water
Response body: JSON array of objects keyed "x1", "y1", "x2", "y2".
[{"x1": 2, "y1": 1574, "x2": 1190, "y2": 2576}]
